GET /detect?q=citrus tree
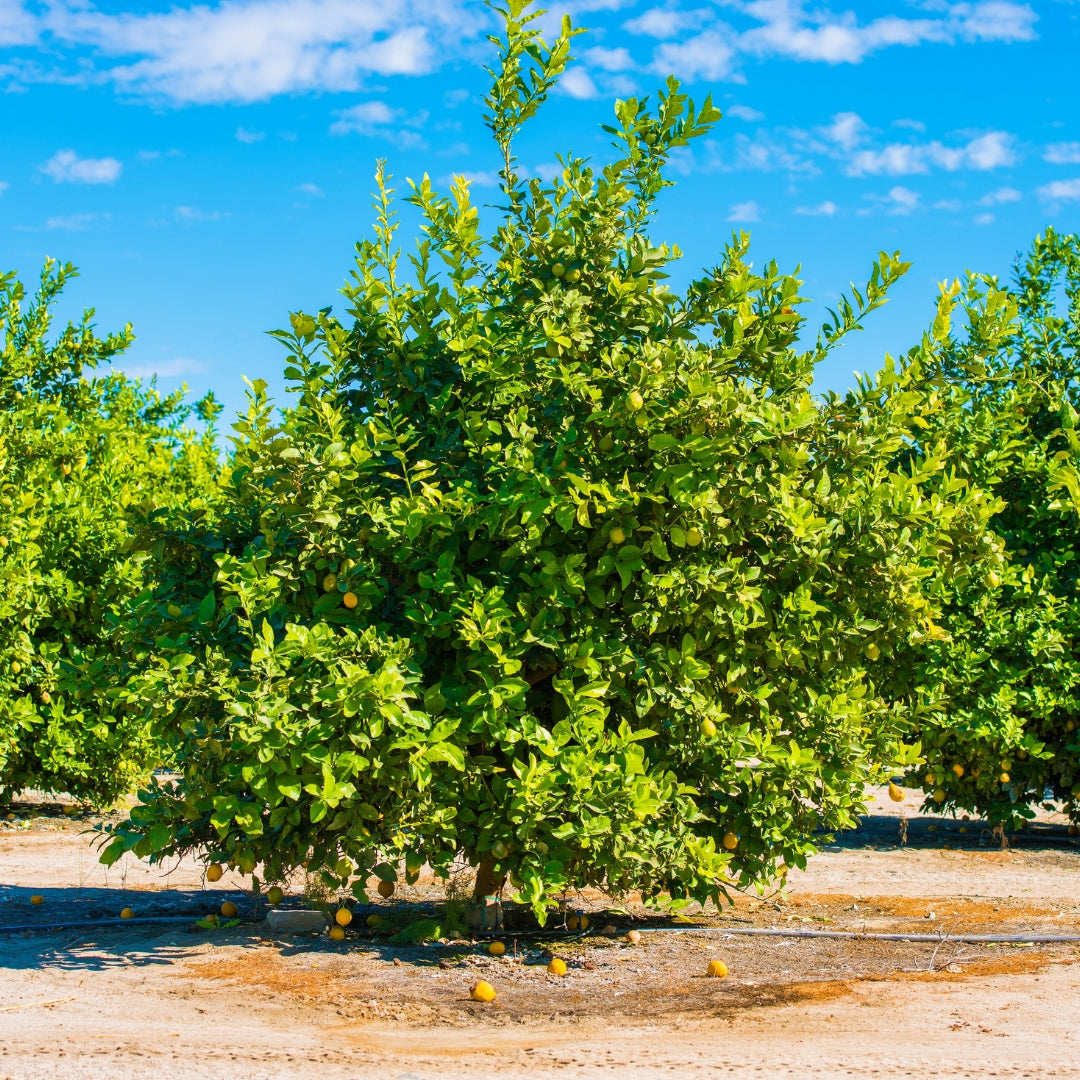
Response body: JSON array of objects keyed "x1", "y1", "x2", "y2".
[
  {"x1": 100, "y1": 0, "x2": 996, "y2": 914},
  {"x1": 0, "y1": 258, "x2": 222, "y2": 805},
  {"x1": 901, "y1": 230, "x2": 1080, "y2": 828}
]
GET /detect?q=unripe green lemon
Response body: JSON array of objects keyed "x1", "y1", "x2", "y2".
[
  {"x1": 167, "y1": 604, "x2": 182, "y2": 618},
  {"x1": 491, "y1": 839, "x2": 509, "y2": 860},
  {"x1": 565, "y1": 268, "x2": 580, "y2": 283},
  {"x1": 598, "y1": 434, "x2": 614, "y2": 452},
  {"x1": 685, "y1": 527, "x2": 703, "y2": 547},
  {"x1": 700, "y1": 718, "x2": 717, "y2": 738},
  {"x1": 336, "y1": 857, "x2": 352, "y2": 877},
  {"x1": 552, "y1": 262, "x2": 566, "y2": 278},
  {"x1": 610, "y1": 526, "x2": 626, "y2": 545},
  {"x1": 626, "y1": 390, "x2": 645, "y2": 412},
  {"x1": 266, "y1": 886, "x2": 284, "y2": 905},
  {"x1": 322, "y1": 573, "x2": 337, "y2": 592},
  {"x1": 864, "y1": 642, "x2": 880, "y2": 661},
  {"x1": 933, "y1": 788, "x2": 946, "y2": 803}
]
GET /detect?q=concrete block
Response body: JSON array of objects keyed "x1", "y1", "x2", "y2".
[{"x1": 265, "y1": 908, "x2": 330, "y2": 933}]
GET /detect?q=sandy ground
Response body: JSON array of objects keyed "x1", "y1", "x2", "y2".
[{"x1": 1, "y1": 788, "x2": 1079, "y2": 1079}]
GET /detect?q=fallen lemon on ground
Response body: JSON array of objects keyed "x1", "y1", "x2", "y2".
[
  {"x1": 567, "y1": 913, "x2": 589, "y2": 932},
  {"x1": 626, "y1": 930, "x2": 642, "y2": 945},
  {"x1": 470, "y1": 980, "x2": 496, "y2": 1002},
  {"x1": 30, "y1": 895, "x2": 44, "y2": 905},
  {"x1": 707, "y1": 959, "x2": 729, "y2": 978},
  {"x1": 206, "y1": 863, "x2": 224, "y2": 882},
  {"x1": 335, "y1": 908, "x2": 353, "y2": 927},
  {"x1": 266, "y1": 886, "x2": 283, "y2": 905},
  {"x1": 488, "y1": 941, "x2": 505, "y2": 956},
  {"x1": 120, "y1": 907, "x2": 134, "y2": 919},
  {"x1": 366, "y1": 914, "x2": 384, "y2": 928},
  {"x1": 329, "y1": 926, "x2": 345, "y2": 941},
  {"x1": 888, "y1": 782, "x2": 905, "y2": 802},
  {"x1": 547, "y1": 958, "x2": 568, "y2": 976},
  {"x1": 220, "y1": 901, "x2": 239, "y2": 918}
]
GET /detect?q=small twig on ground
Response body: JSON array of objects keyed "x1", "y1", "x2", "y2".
[{"x1": 0, "y1": 996, "x2": 77, "y2": 1013}]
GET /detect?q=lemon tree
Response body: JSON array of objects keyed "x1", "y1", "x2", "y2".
[
  {"x1": 100, "y1": 1, "x2": 993, "y2": 914},
  {"x1": 901, "y1": 230, "x2": 1080, "y2": 827},
  {"x1": 0, "y1": 259, "x2": 221, "y2": 804}
]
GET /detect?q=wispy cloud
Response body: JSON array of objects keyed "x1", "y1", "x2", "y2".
[
  {"x1": 1037, "y1": 178, "x2": 1080, "y2": 203},
  {"x1": 45, "y1": 212, "x2": 109, "y2": 230},
  {"x1": 624, "y1": 7, "x2": 708, "y2": 38},
  {"x1": 42, "y1": 149, "x2": 122, "y2": 184},
  {"x1": 330, "y1": 100, "x2": 429, "y2": 146},
  {"x1": 977, "y1": 186, "x2": 1021, "y2": 205},
  {"x1": 728, "y1": 198, "x2": 760, "y2": 222},
  {"x1": 846, "y1": 130, "x2": 1015, "y2": 176},
  {"x1": 38, "y1": 0, "x2": 472, "y2": 105},
  {"x1": 175, "y1": 205, "x2": 229, "y2": 222},
  {"x1": 795, "y1": 199, "x2": 838, "y2": 216},
  {"x1": 118, "y1": 356, "x2": 209, "y2": 379},
  {"x1": 726, "y1": 103, "x2": 763, "y2": 121},
  {"x1": 1044, "y1": 142, "x2": 1080, "y2": 165},
  {"x1": 652, "y1": 30, "x2": 738, "y2": 80},
  {"x1": 582, "y1": 45, "x2": 636, "y2": 72},
  {"x1": 235, "y1": 126, "x2": 265, "y2": 143},
  {"x1": 0, "y1": 180, "x2": 8, "y2": 196},
  {"x1": 294, "y1": 182, "x2": 324, "y2": 196}
]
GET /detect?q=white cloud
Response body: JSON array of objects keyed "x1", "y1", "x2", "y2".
[
  {"x1": 43, "y1": 0, "x2": 470, "y2": 105},
  {"x1": 176, "y1": 205, "x2": 229, "y2": 222},
  {"x1": 0, "y1": 0, "x2": 36, "y2": 46},
  {"x1": 583, "y1": 45, "x2": 636, "y2": 72},
  {"x1": 951, "y1": 1, "x2": 1038, "y2": 43},
  {"x1": 1037, "y1": 179, "x2": 1080, "y2": 203},
  {"x1": 330, "y1": 100, "x2": 428, "y2": 146},
  {"x1": 45, "y1": 212, "x2": 108, "y2": 230},
  {"x1": 893, "y1": 118, "x2": 926, "y2": 133},
  {"x1": 727, "y1": 103, "x2": 764, "y2": 121},
  {"x1": 443, "y1": 88, "x2": 470, "y2": 107},
  {"x1": 795, "y1": 199, "x2": 838, "y2": 216},
  {"x1": 886, "y1": 186, "x2": 920, "y2": 214},
  {"x1": 0, "y1": 181, "x2": 7, "y2": 196},
  {"x1": 728, "y1": 199, "x2": 760, "y2": 221},
  {"x1": 846, "y1": 130, "x2": 1015, "y2": 176},
  {"x1": 1045, "y1": 142, "x2": 1080, "y2": 165},
  {"x1": 973, "y1": 211, "x2": 995, "y2": 225},
  {"x1": 623, "y1": 7, "x2": 705, "y2": 38},
  {"x1": 653, "y1": 30, "x2": 738, "y2": 81},
  {"x1": 42, "y1": 149, "x2": 122, "y2": 184},
  {"x1": 118, "y1": 356, "x2": 209, "y2": 380},
  {"x1": 235, "y1": 126, "x2": 266, "y2": 143},
  {"x1": 821, "y1": 111, "x2": 868, "y2": 151},
  {"x1": 560, "y1": 66, "x2": 600, "y2": 99},
  {"x1": 295, "y1": 182, "x2": 324, "y2": 196},
  {"x1": 977, "y1": 186, "x2": 1021, "y2": 206}
]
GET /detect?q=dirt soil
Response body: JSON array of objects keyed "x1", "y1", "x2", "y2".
[{"x1": 2, "y1": 786, "x2": 1079, "y2": 1079}]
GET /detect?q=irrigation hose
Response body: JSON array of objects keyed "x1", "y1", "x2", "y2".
[{"x1": 626, "y1": 926, "x2": 1080, "y2": 944}]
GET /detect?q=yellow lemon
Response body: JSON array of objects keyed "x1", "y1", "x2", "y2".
[
  {"x1": 336, "y1": 857, "x2": 353, "y2": 877},
  {"x1": 933, "y1": 788, "x2": 946, "y2": 803},
  {"x1": 343, "y1": 591, "x2": 358, "y2": 609},
  {"x1": 488, "y1": 941, "x2": 506, "y2": 956},
  {"x1": 722, "y1": 832, "x2": 739, "y2": 851},
  {"x1": 1000, "y1": 772, "x2": 1010, "y2": 784},
  {"x1": 888, "y1": 782, "x2": 905, "y2": 803},
  {"x1": 11, "y1": 660, "x2": 21, "y2": 674},
  {"x1": 706, "y1": 959, "x2": 729, "y2": 978},
  {"x1": 626, "y1": 390, "x2": 644, "y2": 412},
  {"x1": 470, "y1": 980, "x2": 497, "y2": 1002},
  {"x1": 30, "y1": 895, "x2": 44, "y2": 905},
  {"x1": 547, "y1": 957, "x2": 568, "y2": 976},
  {"x1": 377, "y1": 880, "x2": 396, "y2": 899},
  {"x1": 864, "y1": 642, "x2": 880, "y2": 661},
  {"x1": 120, "y1": 907, "x2": 134, "y2": 919},
  {"x1": 610, "y1": 526, "x2": 626, "y2": 545},
  {"x1": 329, "y1": 926, "x2": 345, "y2": 941},
  {"x1": 335, "y1": 908, "x2": 353, "y2": 927},
  {"x1": 266, "y1": 886, "x2": 284, "y2": 906},
  {"x1": 700, "y1": 719, "x2": 717, "y2": 738},
  {"x1": 626, "y1": 930, "x2": 642, "y2": 945},
  {"x1": 220, "y1": 901, "x2": 239, "y2": 918},
  {"x1": 206, "y1": 863, "x2": 224, "y2": 882},
  {"x1": 951, "y1": 764, "x2": 965, "y2": 779},
  {"x1": 567, "y1": 913, "x2": 589, "y2": 932}
]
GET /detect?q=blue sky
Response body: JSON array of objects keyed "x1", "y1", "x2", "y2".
[{"x1": 2, "y1": 0, "x2": 1077, "y2": 423}]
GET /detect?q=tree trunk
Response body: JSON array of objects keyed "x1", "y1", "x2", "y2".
[
  {"x1": 467, "y1": 859, "x2": 506, "y2": 930},
  {"x1": 471, "y1": 859, "x2": 505, "y2": 903}
]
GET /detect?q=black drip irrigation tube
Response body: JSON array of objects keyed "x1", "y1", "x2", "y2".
[
  {"x1": 0, "y1": 915, "x2": 231, "y2": 934},
  {"x1": 615, "y1": 926, "x2": 1080, "y2": 945}
]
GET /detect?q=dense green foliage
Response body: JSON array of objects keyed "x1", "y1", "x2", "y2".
[
  {"x1": 904, "y1": 230, "x2": 1080, "y2": 827},
  {"x1": 99, "y1": 3, "x2": 999, "y2": 912},
  {"x1": 0, "y1": 259, "x2": 221, "y2": 804}
]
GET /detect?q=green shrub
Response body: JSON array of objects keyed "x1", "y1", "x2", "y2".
[
  {"x1": 903, "y1": 230, "x2": 1080, "y2": 827},
  {"x1": 0, "y1": 259, "x2": 221, "y2": 804},
  {"x1": 100, "y1": 1, "x2": 995, "y2": 913}
]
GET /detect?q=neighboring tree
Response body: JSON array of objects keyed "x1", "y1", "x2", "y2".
[
  {"x1": 902, "y1": 230, "x2": 1080, "y2": 828},
  {"x1": 100, "y1": 1, "x2": 995, "y2": 915},
  {"x1": 0, "y1": 259, "x2": 221, "y2": 805}
]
